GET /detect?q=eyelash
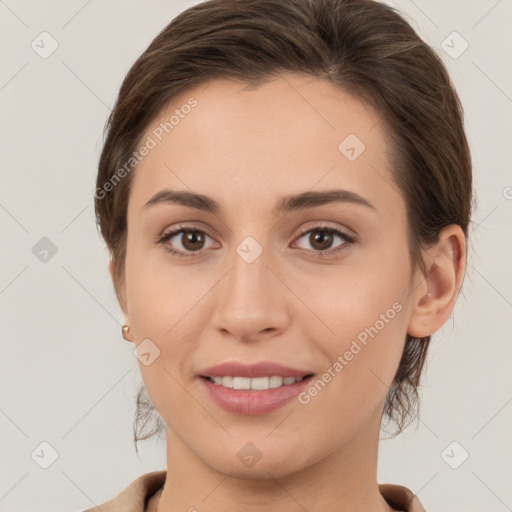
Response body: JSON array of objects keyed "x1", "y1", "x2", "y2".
[{"x1": 155, "y1": 224, "x2": 356, "y2": 259}]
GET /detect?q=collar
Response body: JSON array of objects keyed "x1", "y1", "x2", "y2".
[{"x1": 83, "y1": 470, "x2": 427, "y2": 512}]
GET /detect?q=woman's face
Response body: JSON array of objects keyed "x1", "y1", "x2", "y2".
[{"x1": 119, "y1": 73, "x2": 422, "y2": 477}]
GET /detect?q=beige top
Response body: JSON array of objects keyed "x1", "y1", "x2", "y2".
[{"x1": 82, "y1": 470, "x2": 427, "y2": 512}]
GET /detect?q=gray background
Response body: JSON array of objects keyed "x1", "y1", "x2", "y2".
[{"x1": 1, "y1": 1, "x2": 511, "y2": 511}]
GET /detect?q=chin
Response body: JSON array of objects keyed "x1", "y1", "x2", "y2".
[{"x1": 199, "y1": 438, "x2": 313, "y2": 480}]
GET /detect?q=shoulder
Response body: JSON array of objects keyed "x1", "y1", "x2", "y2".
[
  {"x1": 379, "y1": 482, "x2": 427, "y2": 512},
  {"x1": 81, "y1": 470, "x2": 166, "y2": 512}
]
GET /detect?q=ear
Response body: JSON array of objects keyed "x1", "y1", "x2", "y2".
[
  {"x1": 108, "y1": 258, "x2": 128, "y2": 317},
  {"x1": 407, "y1": 225, "x2": 466, "y2": 338}
]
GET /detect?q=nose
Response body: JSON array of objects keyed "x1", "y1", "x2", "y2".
[{"x1": 211, "y1": 240, "x2": 290, "y2": 343}]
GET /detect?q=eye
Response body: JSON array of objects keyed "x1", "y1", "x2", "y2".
[
  {"x1": 156, "y1": 223, "x2": 355, "y2": 259},
  {"x1": 156, "y1": 225, "x2": 217, "y2": 259},
  {"x1": 293, "y1": 225, "x2": 355, "y2": 256}
]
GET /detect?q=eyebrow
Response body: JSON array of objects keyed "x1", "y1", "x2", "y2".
[{"x1": 143, "y1": 188, "x2": 376, "y2": 216}]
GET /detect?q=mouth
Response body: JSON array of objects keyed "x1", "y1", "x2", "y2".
[
  {"x1": 197, "y1": 361, "x2": 316, "y2": 415},
  {"x1": 199, "y1": 373, "x2": 315, "y2": 416}
]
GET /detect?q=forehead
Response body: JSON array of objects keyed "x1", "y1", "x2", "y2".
[{"x1": 129, "y1": 73, "x2": 401, "y2": 218}]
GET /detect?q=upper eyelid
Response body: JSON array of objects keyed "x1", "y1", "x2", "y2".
[
  {"x1": 160, "y1": 222, "x2": 354, "y2": 239},
  {"x1": 296, "y1": 223, "x2": 354, "y2": 238}
]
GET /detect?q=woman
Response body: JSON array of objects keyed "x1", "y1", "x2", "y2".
[{"x1": 89, "y1": 0, "x2": 472, "y2": 510}]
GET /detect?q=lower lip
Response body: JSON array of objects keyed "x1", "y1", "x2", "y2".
[{"x1": 199, "y1": 376, "x2": 314, "y2": 416}]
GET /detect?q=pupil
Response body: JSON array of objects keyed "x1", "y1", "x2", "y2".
[
  {"x1": 184, "y1": 232, "x2": 203, "y2": 250},
  {"x1": 312, "y1": 230, "x2": 332, "y2": 250}
]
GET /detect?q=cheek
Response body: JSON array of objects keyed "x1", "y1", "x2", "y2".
[
  {"x1": 294, "y1": 246, "x2": 411, "y2": 412},
  {"x1": 124, "y1": 245, "x2": 205, "y2": 394},
  {"x1": 296, "y1": 240, "x2": 411, "y2": 341},
  {"x1": 124, "y1": 240, "x2": 200, "y2": 335},
  {"x1": 294, "y1": 299, "x2": 409, "y2": 440}
]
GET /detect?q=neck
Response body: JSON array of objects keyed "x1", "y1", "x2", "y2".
[{"x1": 155, "y1": 408, "x2": 395, "y2": 512}]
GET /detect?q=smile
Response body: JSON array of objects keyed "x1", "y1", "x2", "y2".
[{"x1": 200, "y1": 374, "x2": 315, "y2": 416}]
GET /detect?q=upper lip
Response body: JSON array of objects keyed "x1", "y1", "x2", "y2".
[{"x1": 199, "y1": 361, "x2": 314, "y2": 379}]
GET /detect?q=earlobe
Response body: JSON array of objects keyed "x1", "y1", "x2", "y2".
[{"x1": 407, "y1": 225, "x2": 466, "y2": 338}]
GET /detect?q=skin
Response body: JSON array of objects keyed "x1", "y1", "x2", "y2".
[{"x1": 110, "y1": 73, "x2": 466, "y2": 512}]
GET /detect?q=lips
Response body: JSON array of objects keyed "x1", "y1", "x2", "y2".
[
  {"x1": 199, "y1": 373, "x2": 315, "y2": 416},
  {"x1": 197, "y1": 361, "x2": 316, "y2": 415},
  {"x1": 198, "y1": 361, "x2": 314, "y2": 379}
]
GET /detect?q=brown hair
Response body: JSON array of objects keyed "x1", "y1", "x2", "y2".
[{"x1": 95, "y1": 0, "x2": 472, "y2": 452}]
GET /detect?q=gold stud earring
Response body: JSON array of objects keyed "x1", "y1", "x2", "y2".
[{"x1": 122, "y1": 324, "x2": 132, "y2": 342}]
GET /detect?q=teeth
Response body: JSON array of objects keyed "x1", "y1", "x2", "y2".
[
  {"x1": 269, "y1": 376, "x2": 283, "y2": 388},
  {"x1": 208, "y1": 375, "x2": 307, "y2": 390}
]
